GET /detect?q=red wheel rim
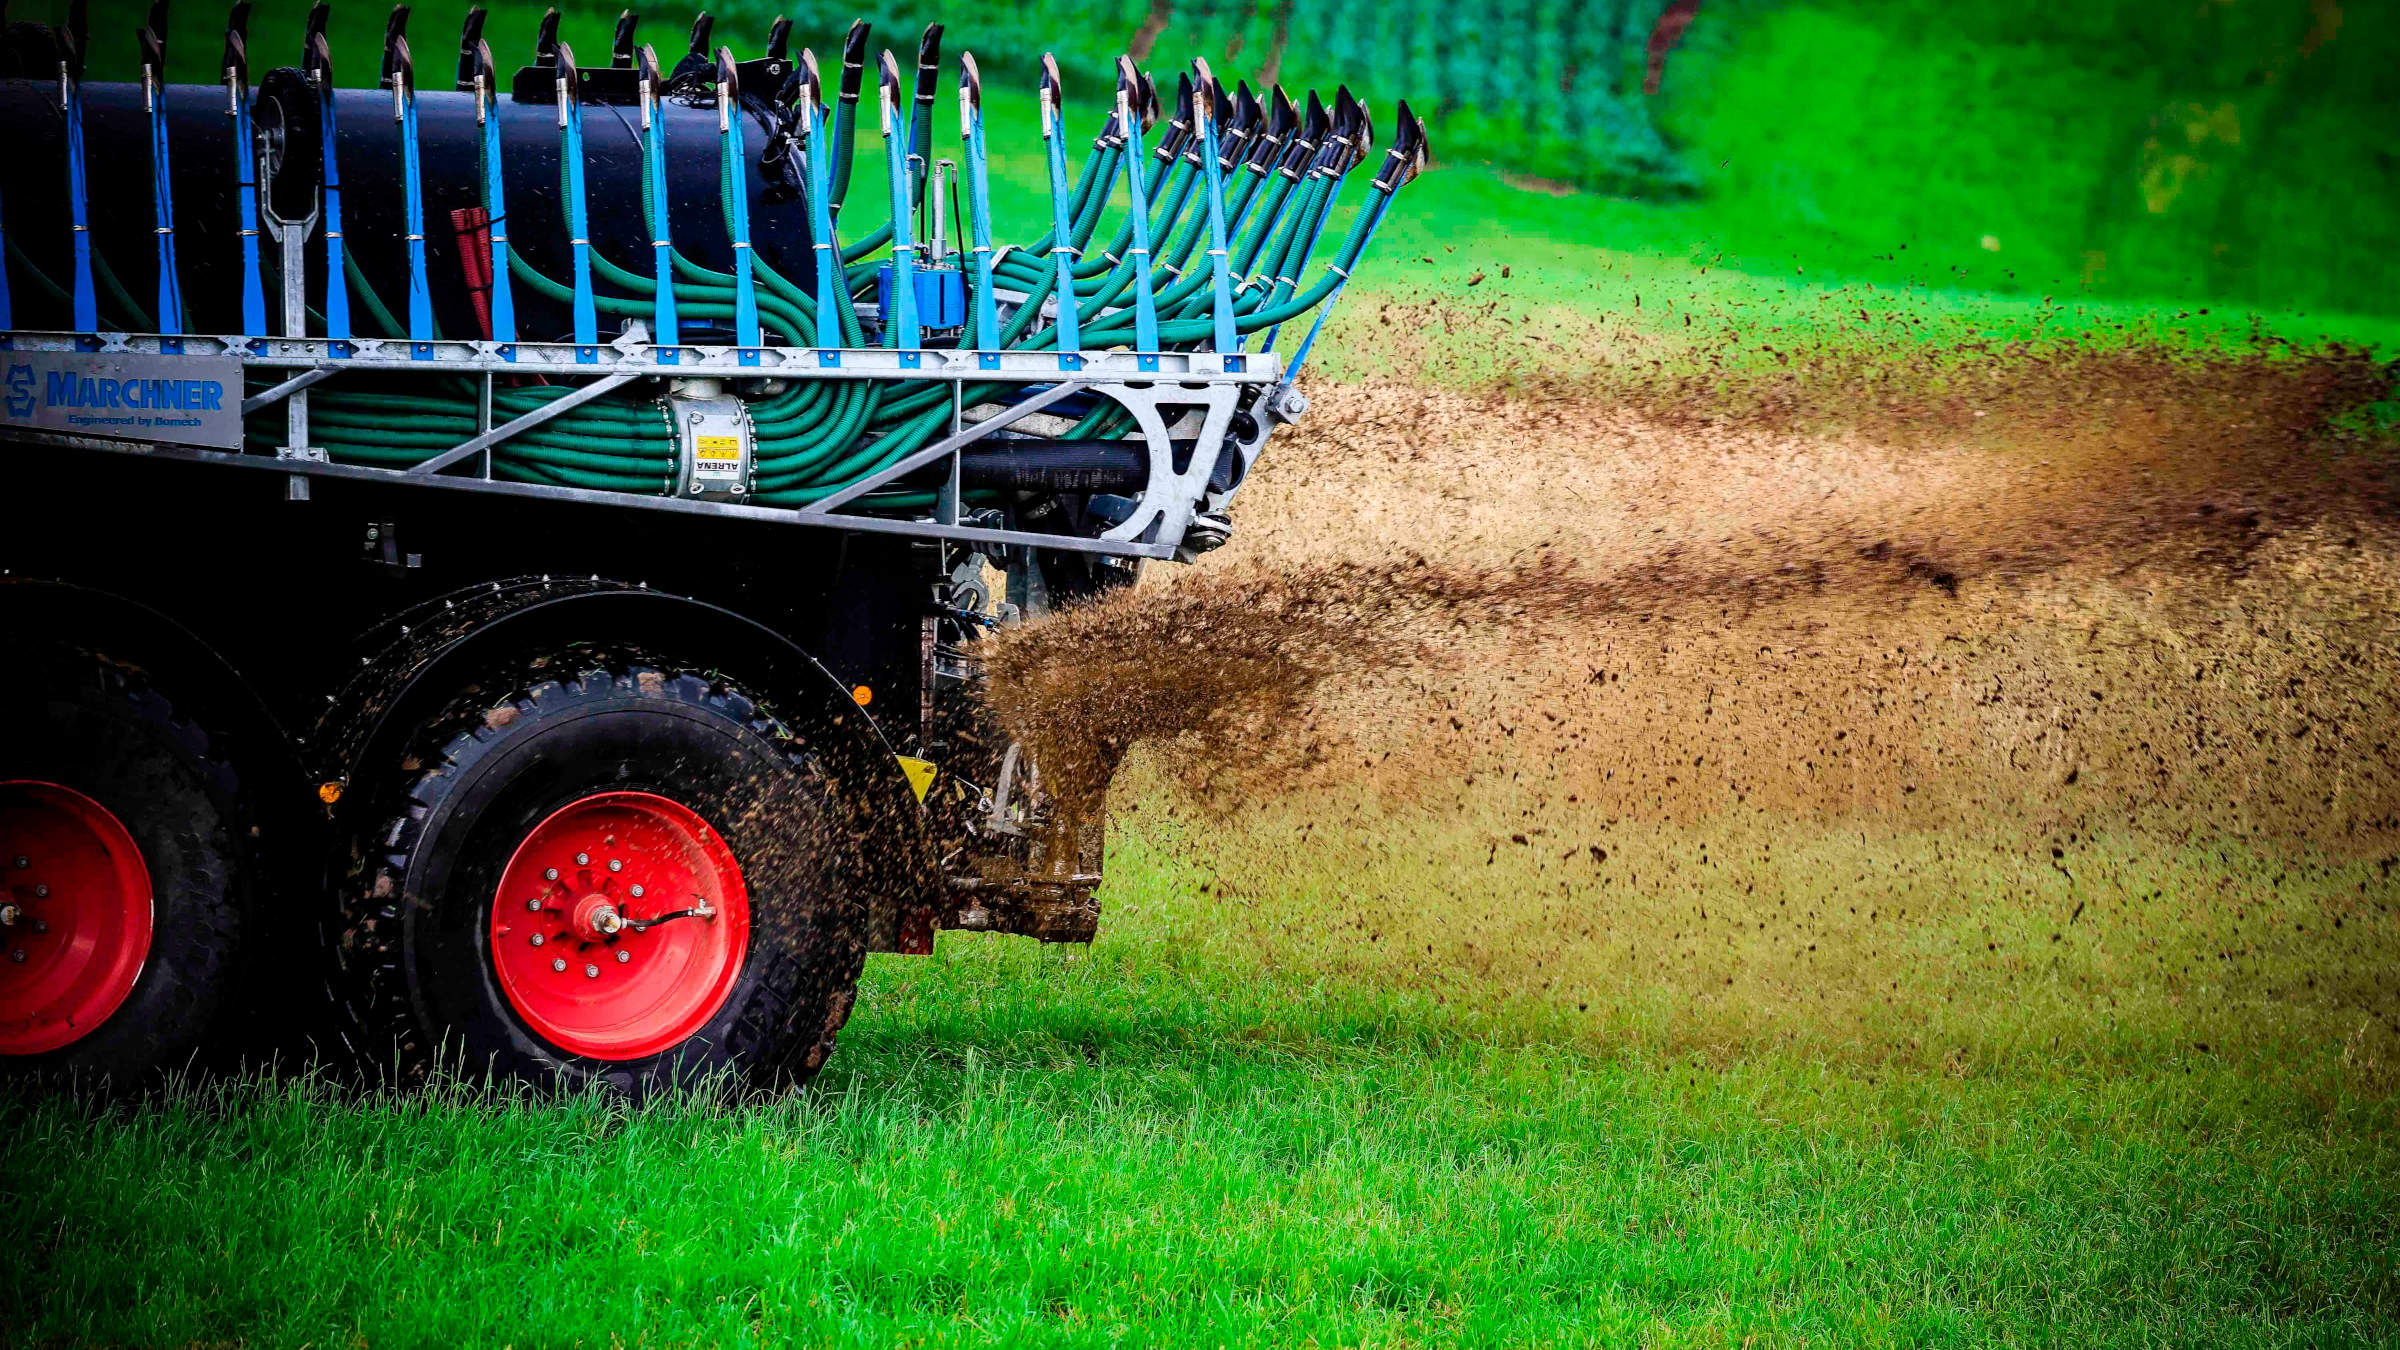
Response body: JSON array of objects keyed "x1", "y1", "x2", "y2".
[
  {"x1": 0, "y1": 781, "x2": 155, "y2": 1055},
  {"x1": 489, "y1": 791, "x2": 752, "y2": 1061}
]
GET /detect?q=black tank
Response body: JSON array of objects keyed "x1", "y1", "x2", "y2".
[{"x1": 0, "y1": 72, "x2": 817, "y2": 342}]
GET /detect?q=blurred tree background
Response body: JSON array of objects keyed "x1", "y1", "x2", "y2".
[
  {"x1": 705, "y1": 0, "x2": 2398, "y2": 313},
  {"x1": 1660, "y1": 0, "x2": 2399, "y2": 315}
]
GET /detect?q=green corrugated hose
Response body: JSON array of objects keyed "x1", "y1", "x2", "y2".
[{"x1": 236, "y1": 101, "x2": 1394, "y2": 513}]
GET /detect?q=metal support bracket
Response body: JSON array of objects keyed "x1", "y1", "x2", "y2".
[
  {"x1": 405, "y1": 371, "x2": 642, "y2": 476},
  {"x1": 258, "y1": 154, "x2": 323, "y2": 497},
  {"x1": 239, "y1": 366, "x2": 339, "y2": 416},
  {"x1": 1097, "y1": 382, "x2": 1242, "y2": 549}
]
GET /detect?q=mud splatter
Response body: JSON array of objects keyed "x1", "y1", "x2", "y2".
[
  {"x1": 977, "y1": 337, "x2": 2400, "y2": 1078},
  {"x1": 991, "y1": 345, "x2": 2398, "y2": 832}
]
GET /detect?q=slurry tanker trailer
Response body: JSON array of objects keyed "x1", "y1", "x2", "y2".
[{"x1": 0, "y1": 1, "x2": 1424, "y2": 1090}]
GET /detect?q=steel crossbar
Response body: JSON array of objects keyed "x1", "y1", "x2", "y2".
[{"x1": 0, "y1": 326, "x2": 1281, "y2": 561}]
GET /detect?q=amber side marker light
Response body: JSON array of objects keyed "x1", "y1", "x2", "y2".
[{"x1": 851, "y1": 685, "x2": 873, "y2": 706}]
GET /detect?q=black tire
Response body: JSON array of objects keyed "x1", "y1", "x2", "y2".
[
  {"x1": 0, "y1": 648, "x2": 252, "y2": 1086},
  {"x1": 332, "y1": 657, "x2": 870, "y2": 1095}
]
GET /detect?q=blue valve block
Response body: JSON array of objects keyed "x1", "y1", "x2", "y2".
[{"x1": 876, "y1": 264, "x2": 967, "y2": 332}]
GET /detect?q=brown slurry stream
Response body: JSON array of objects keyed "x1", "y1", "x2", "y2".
[
  {"x1": 980, "y1": 342, "x2": 2400, "y2": 1074},
  {"x1": 993, "y1": 349, "x2": 2398, "y2": 833}
]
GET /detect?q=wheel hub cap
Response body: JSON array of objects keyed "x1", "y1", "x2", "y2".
[
  {"x1": 0, "y1": 781, "x2": 155, "y2": 1055},
  {"x1": 488, "y1": 791, "x2": 751, "y2": 1060},
  {"x1": 568, "y1": 893, "x2": 625, "y2": 940}
]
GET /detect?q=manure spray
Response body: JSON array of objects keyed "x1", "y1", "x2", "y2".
[{"x1": 979, "y1": 320, "x2": 2400, "y2": 1074}]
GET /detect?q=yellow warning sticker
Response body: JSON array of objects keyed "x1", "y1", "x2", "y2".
[
  {"x1": 896, "y1": 756, "x2": 939, "y2": 803},
  {"x1": 694, "y1": 434, "x2": 742, "y2": 462}
]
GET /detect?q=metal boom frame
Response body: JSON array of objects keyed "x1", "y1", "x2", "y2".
[{"x1": 0, "y1": 324, "x2": 1283, "y2": 562}]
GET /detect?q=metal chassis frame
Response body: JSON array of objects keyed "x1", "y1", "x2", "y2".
[{"x1": 0, "y1": 326, "x2": 1285, "y2": 562}]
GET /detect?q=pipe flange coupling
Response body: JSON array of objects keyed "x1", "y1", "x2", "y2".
[{"x1": 668, "y1": 393, "x2": 755, "y2": 501}]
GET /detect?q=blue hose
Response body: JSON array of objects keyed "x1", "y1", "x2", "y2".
[
  {"x1": 145, "y1": 73, "x2": 185, "y2": 334},
  {"x1": 63, "y1": 70, "x2": 98, "y2": 332}
]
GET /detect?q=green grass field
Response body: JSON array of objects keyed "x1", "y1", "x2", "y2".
[{"x1": 6, "y1": 807, "x2": 2397, "y2": 1346}]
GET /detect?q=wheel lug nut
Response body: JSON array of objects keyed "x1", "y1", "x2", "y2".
[
  {"x1": 526, "y1": 898, "x2": 542, "y2": 912},
  {"x1": 615, "y1": 949, "x2": 630, "y2": 964},
  {"x1": 9, "y1": 950, "x2": 24, "y2": 964},
  {"x1": 584, "y1": 963, "x2": 600, "y2": 979},
  {"x1": 543, "y1": 867, "x2": 558, "y2": 881},
  {"x1": 530, "y1": 934, "x2": 545, "y2": 947},
  {"x1": 31, "y1": 885, "x2": 47, "y2": 899},
  {"x1": 551, "y1": 957, "x2": 567, "y2": 972},
  {"x1": 629, "y1": 884, "x2": 644, "y2": 898},
  {"x1": 607, "y1": 858, "x2": 623, "y2": 873},
  {"x1": 11, "y1": 856, "x2": 26, "y2": 869},
  {"x1": 575, "y1": 853, "x2": 590, "y2": 866},
  {"x1": 30, "y1": 920, "x2": 44, "y2": 935}
]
